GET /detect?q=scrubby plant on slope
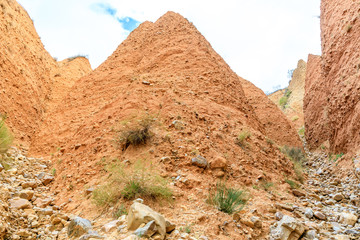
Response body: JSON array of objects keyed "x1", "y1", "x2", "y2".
[
  {"x1": 0, "y1": 114, "x2": 13, "y2": 154},
  {"x1": 281, "y1": 146, "x2": 305, "y2": 183},
  {"x1": 207, "y1": 182, "x2": 248, "y2": 214},
  {"x1": 93, "y1": 160, "x2": 172, "y2": 207}
]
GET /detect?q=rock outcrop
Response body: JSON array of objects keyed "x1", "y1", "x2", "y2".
[
  {"x1": 304, "y1": 0, "x2": 360, "y2": 153},
  {"x1": 269, "y1": 60, "x2": 306, "y2": 132}
]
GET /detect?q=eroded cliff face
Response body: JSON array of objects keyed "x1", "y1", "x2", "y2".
[
  {"x1": 0, "y1": 0, "x2": 92, "y2": 145},
  {"x1": 269, "y1": 60, "x2": 306, "y2": 132},
  {"x1": 304, "y1": 0, "x2": 360, "y2": 153},
  {"x1": 0, "y1": 0, "x2": 55, "y2": 143}
]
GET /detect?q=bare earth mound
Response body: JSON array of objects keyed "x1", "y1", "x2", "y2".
[
  {"x1": 0, "y1": 0, "x2": 92, "y2": 146},
  {"x1": 29, "y1": 11, "x2": 302, "y2": 238}
]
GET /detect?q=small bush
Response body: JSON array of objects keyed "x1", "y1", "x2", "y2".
[
  {"x1": 261, "y1": 181, "x2": 274, "y2": 191},
  {"x1": 68, "y1": 54, "x2": 88, "y2": 61},
  {"x1": 236, "y1": 130, "x2": 251, "y2": 149},
  {"x1": 285, "y1": 179, "x2": 299, "y2": 189},
  {"x1": 207, "y1": 182, "x2": 247, "y2": 214},
  {"x1": 118, "y1": 116, "x2": 155, "y2": 151},
  {"x1": 279, "y1": 90, "x2": 292, "y2": 109},
  {"x1": 329, "y1": 153, "x2": 344, "y2": 162},
  {"x1": 281, "y1": 146, "x2": 305, "y2": 183},
  {"x1": 93, "y1": 160, "x2": 172, "y2": 207},
  {"x1": 0, "y1": 115, "x2": 13, "y2": 154},
  {"x1": 298, "y1": 126, "x2": 305, "y2": 137},
  {"x1": 292, "y1": 116, "x2": 299, "y2": 122},
  {"x1": 112, "y1": 204, "x2": 127, "y2": 218}
]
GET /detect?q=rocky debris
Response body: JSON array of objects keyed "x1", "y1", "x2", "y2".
[
  {"x1": 68, "y1": 217, "x2": 94, "y2": 238},
  {"x1": 269, "y1": 148, "x2": 360, "y2": 239},
  {"x1": 0, "y1": 147, "x2": 74, "y2": 239}
]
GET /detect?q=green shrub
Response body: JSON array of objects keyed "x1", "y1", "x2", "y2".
[
  {"x1": 0, "y1": 115, "x2": 13, "y2": 154},
  {"x1": 298, "y1": 126, "x2": 305, "y2": 137},
  {"x1": 68, "y1": 54, "x2": 88, "y2": 61},
  {"x1": 279, "y1": 90, "x2": 292, "y2": 109},
  {"x1": 261, "y1": 181, "x2": 274, "y2": 191},
  {"x1": 93, "y1": 160, "x2": 172, "y2": 207},
  {"x1": 329, "y1": 153, "x2": 344, "y2": 162},
  {"x1": 118, "y1": 116, "x2": 155, "y2": 150},
  {"x1": 281, "y1": 146, "x2": 305, "y2": 183},
  {"x1": 207, "y1": 182, "x2": 247, "y2": 214},
  {"x1": 112, "y1": 204, "x2": 127, "y2": 218},
  {"x1": 236, "y1": 130, "x2": 251, "y2": 149},
  {"x1": 285, "y1": 179, "x2": 299, "y2": 189}
]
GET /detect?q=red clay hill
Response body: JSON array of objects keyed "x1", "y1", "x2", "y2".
[
  {"x1": 0, "y1": 0, "x2": 91, "y2": 146},
  {"x1": 305, "y1": 0, "x2": 360, "y2": 153},
  {"x1": 29, "y1": 11, "x2": 301, "y2": 212}
]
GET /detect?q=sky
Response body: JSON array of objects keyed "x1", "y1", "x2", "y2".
[{"x1": 17, "y1": 0, "x2": 321, "y2": 93}]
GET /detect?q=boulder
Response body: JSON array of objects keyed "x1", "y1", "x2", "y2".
[
  {"x1": 269, "y1": 215, "x2": 306, "y2": 240},
  {"x1": 209, "y1": 157, "x2": 227, "y2": 169},
  {"x1": 339, "y1": 212, "x2": 358, "y2": 226},
  {"x1": 127, "y1": 202, "x2": 166, "y2": 239},
  {"x1": 9, "y1": 198, "x2": 32, "y2": 209},
  {"x1": 68, "y1": 217, "x2": 92, "y2": 238},
  {"x1": 134, "y1": 220, "x2": 157, "y2": 238}
]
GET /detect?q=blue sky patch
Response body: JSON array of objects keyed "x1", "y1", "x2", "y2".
[
  {"x1": 91, "y1": 3, "x2": 140, "y2": 32},
  {"x1": 116, "y1": 17, "x2": 140, "y2": 32}
]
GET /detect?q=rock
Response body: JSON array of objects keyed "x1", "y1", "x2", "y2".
[
  {"x1": 275, "y1": 203, "x2": 294, "y2": 212},
  {"x1": 134, "y1": 220, "x2": 157, "y2": 238},
  {"x1": 85, "y1": 188, "x2": 94, "y2": 195},
  {"x1": 9, "y1": 198, "x2": 32, "y2": 209},
  {"x1": 333, "y1": 235, "x2": 350, "y2": 240},
  {"x1": 127, "y1": 202, "x2": 166, "y2": 239},
  {"x1": 250, "y1": 216, "x2": 262, "y2": 228},
  {"x1": 209, "y1": 157, "x2": 227, "y2": 169},
  {"x1": 33, "y1": 197, "x2": 53, "y2": 208},
  {"x1": 102, "y1": 220, "x2": 120, "y2": 233},
  {"x1": 68, "y1": 217, "x2": 92, "y2": 238},
  {"x1": 269, "y1": 215, "x2": 305, "y2": 240},
  {"x1": 165, "y1": 220, "x2": 176, "y2": 233},
  {"x1": 333, "y1": 193, "x2": 343, "y2": 201},
  {"x1": 304, "y1": 229, "x2": 317, "y2": 239},
  {"x1": 79, "y1": 230, "x2": 104, "y2": 240},
  {"x1": 275, "y1": 212, "x2": 284, "y2": 220},
  {"x1": 339, "y1": 212, "x2": 358, "y2": 226},
  {"x1": 191, "y1": 155, "x2": 208, "y2": 168},
  {"x1": 0, "y1": 163, "x2": 3, "y2": 172},
  {"x1": 42, "y1": 175, "x2": 54, "y2": 185},
  {"x1": 292, "y1": 189, "x2": 306, "y2": 197},
  {"x1": 123, "y1": 235, "x2": 140, "y2": 240},
  {"x1": 19, "y1": 190, "x2": 34, "y2": 200},
  {"x1": 314, "y1": 211, "x2": 326, "y2": 220},
  {"x1": 304, "y1": 208, "x2": 314, "y2": 219},
  {"x1": 21, "y1": 181, "x2": 37, "y2": 189}
]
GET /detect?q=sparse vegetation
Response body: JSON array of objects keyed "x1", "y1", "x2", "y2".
[
  {"x1": 281, "y1": 146, "x2": 305, "y2": 183},
  {"x1": 329, "y1": 153, "x2": 344, "y2": 162},
  {"x1": 292, "y1": 116, "x2": 299, "y2": 122},
  {"x1": 285, "y1": 179, "x2": 300, "y2": 189},
  {"x1": 298, "y1": 126, "x2": 305, "y2": 137},
  {"x1": 266, "y1": 137, "x2": 274, "y2": 145},
  {"x1": 180, "y1": 224, "x2": 193, "y2": 234},
  {"x1": 68, "y1": 54, "x2": 88, "y2": 61},
  {"x1": 236, "y1": 130, "x2": 251, "y2": 149},
  {"x1": 118, "y1": 115, "x2": 155, "y2": 151},
  {"x1": 93, "y1": 160, "x2": 172, "y2": 207},
  {"x1": 51, "y1": 168, "x2": 56, "y2": 176},
  {"x1": 112, "y1": 204, "x2": 127, "y2": 218},
  {"x1": 346, "y1": 24, "x2": 352, "y2": 33},
  {"x1": 207, "y1": 182, "x2": 248, "y2": 214},
  {"x1": 279, "y1": 90, "x2": 292, "y2": 109},
  {"x1": 261, "y1": 181, "x2": 274, "y2": 191},
  {"x1": 0, "y1": 114, "x2": 13, "y2": 154}
]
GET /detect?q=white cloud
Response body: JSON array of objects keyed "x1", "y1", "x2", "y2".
[{"x1": 17, "y1": 0, "x2": 320, "y2": 92}]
